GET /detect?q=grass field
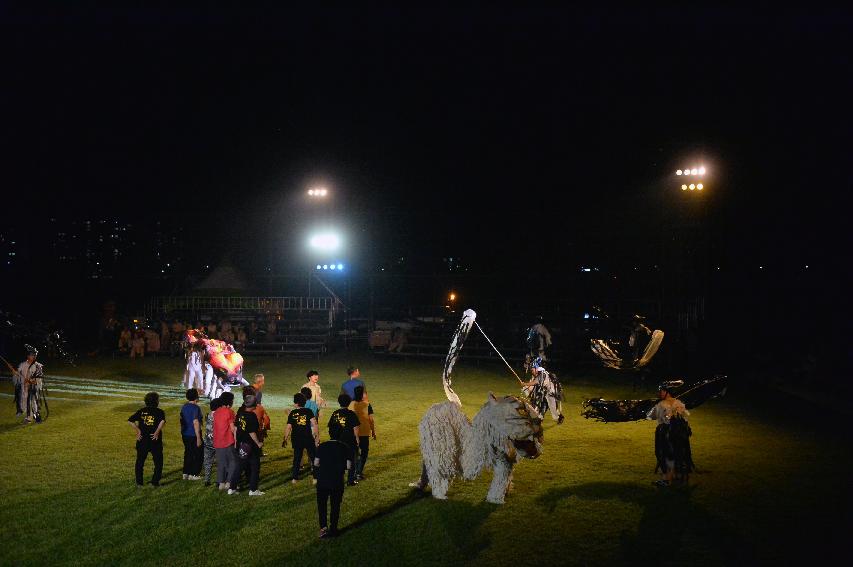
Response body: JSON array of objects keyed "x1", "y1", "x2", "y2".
[{"x1": 0, "y1": 353, "x2": 850, "y2": 566}]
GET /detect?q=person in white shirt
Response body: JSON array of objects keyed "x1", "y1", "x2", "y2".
[
  {"x1": 16, "y1": 345, "x2": 45, "y2": 423},
  {"x1": 184, "y1": 342, "x2": 205, "y2": 391},
  {"x1": 646, "y1": 382, "x2": 692, "y2": 486}
]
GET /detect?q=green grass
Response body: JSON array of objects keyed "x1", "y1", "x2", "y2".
[{"x1": 0, "y1": 354, "x2": 850, "y2": 566}]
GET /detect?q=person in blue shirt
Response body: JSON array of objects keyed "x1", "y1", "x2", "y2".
[
  {"x1": 301, "y1": 387, "x2": 320, "y2": 426},
  {"x1": 180, "y1": 388, "x2": 204, "y2": 480},
  {"x1": 340, "y1": 367, "x2": 366, "y2": 400}
]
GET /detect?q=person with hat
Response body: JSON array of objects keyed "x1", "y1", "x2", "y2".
[
  {"x1": 520, "y1": 357, "x2": 565, "y2": 424},
  {"x1": 647, "y1": 381, "x2": 692, "y2": 486},
  {"x1": 17, "y1": 345, "x2": 45, "y2": 423}
]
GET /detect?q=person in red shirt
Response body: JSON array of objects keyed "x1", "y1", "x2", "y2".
[{"x1": 212, "y1": 391, "x2": 237, "y2": 490}]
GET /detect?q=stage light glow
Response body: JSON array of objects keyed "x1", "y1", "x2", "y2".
[
  {"x1": 323, "y1": 264, "x2": 328, "y2": 270},
  {"x1": 683, "y1": 167, "x2": 691, "y2": 175},
  {"x1": 329, "y1": 264, "x2": 336, "y2": 270},
  {"x1": 682, "y1": 184, "x2": 688, "y2": 190},
  {"x1": 337, "y1": 264, "x2": 343, "y2": 270},
  {"x1": 308, "y1": 189, "x2": 315, "y2": 196},
  {"x1": 316, "y1": 264, "x2": 322, "y2": 270},
  {"x1": 699, "y1": 166, "x2": 706, "y2": 175},
  {"x1": 689, "y1": 184, "x2": 695, "y2": 190},
  {"x1": 676, "y1": 169, "x2": 683, "y2": 175},
  {"x1": 697, "y1": 183, "x2": 703, "y2": 190},
  {"x1": 309, "y1": 233, "x2": 341, "y2": 251},
  {"x1": 691, "y1": 168, "x2": 698, "y2": 175}
]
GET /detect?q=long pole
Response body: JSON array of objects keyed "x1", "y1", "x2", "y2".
[{"x1": 474, "y1": 322, "x2": 524, "y2": 385}]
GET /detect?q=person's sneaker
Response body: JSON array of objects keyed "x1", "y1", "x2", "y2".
[
  {"x1": 227, "y1": 488, "x2": 239, "y2": 495},
  {"x1": 249, "y1": 490, "x2": 265, "y2": 496},
  {"x1": 653, "y1": 479, "x2": 669, "y2": 487},
  {"x1": 557, "y1": 414, "x2": 565, "y2": 425},
  {"x1": 312, "y1": 479, "x2": 317, "y2": 485},
  {"x1": 219, "y1": 483, "x2": 228, "y2": 490},
  {"x1": 183, "y1": 474, "x2": 188, "y2": 480},
  {"x1": 136, "y1": 483, "x2": 145, "y2": 488},
  {"x1": 347, "y1": 480, "x2": 359, "y2": 486},
  {"x1": 188, "y1": 475, "x2": 202, "y2": 481},
  {"x1": 291, "y1": 479, "x2": 298, "y2": 485},
  {"x1": 408, "y1": 480, "x2": 425, "y2": 489},
  {"x1": 319, "y1": 527, "x2": 329, "y2": 539}
]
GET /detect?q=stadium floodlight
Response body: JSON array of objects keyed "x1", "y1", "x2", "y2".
[
  {"x1": 323, "y1": 264, "x2": 328, "y2": 270},
  {"x1": 449, "y1": 292, "x2": 456, "y2": 301},
  {"x1": 683, "y1": 167, "x2": 692, "y2": 175},
  {"x1": 337, "y1": 263, "x2": 343, "y2": 270},
  {"x1": 699, "y1": 166, "x2": 706, "y2": 175},
  {"x1": 690, "y1": 168, "x2": 698, "y2": 175},
  {"x1": 329, "y1": 264, "x2": 336, "y2": 270},
  {"x1": 316, "y1": 264, "x2": 321, "y2": 270},
  {"x1": 676, "y1": 169, "x2": 683, "y2": 175},
  {"x1": 681, "y1": 184, "x2": 688, "y2": 190},
  {"x1": 308, "y1": 187, "x2": 328, "y2": 197},
  {"x1": 697, "y1": 183, "x2": 703, "y2": 190},
  {"x1": 309, "y1": 232, "x2": 341, "y2": 251},
  {"x1": 689, "y1": 184, "x2": 695, "y2": 190}
]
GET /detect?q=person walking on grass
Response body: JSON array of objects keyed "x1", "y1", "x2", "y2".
[
  {"x1": 302, "y1": 370, "x2": 326, "y2": 421},
  {"x1": 283, "y1": 392, "x2": 319, "y2": 485},
  {"x1": 128, "y1": 392, "x2": 165, "y2": 487},
  {"x1": 301, "y1": 387, "x2": 320, "y2": 433},
  {"x1": 230, "y1": 387, "x2": 265, "y2": 496},
  {"x1": 349, "y1": 386, "x2": 376, "y2": 480},
  {"x1": 180, "y1": 388, "x2": 204, "y2": 480},
  {"x1": 328, "y1": 394, "x2": 360, "y2": 486},
  {"x1": 314, "y1": 436, "x2": 352, "y2": 538},
  {"x1": 212, "y1": 392, "x2": 237, "y2": 491},
  {"x1": 202, "y1": 397, "x2": 221, "y2": 486},
  {"x1": 340, "y1": 367, "x2": 365, "y2": 400}
]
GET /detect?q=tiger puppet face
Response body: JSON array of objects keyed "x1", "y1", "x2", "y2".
[{"x1": 477, "y1": 393, "x2": 544, "y2": 461}]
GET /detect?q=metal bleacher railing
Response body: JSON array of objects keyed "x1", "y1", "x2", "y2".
[{"x1": 145, "y1": 296, "x2": 337, "y2": 317}]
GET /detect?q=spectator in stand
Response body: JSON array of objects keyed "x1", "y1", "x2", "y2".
[
  {"x1": 314, "y1": 434, "x2": 352, "y2": 538},
  {"x1": 283, "y1": 392, "x2": 319, "y2": 484},
  {"x1": 160, "y1": 321, "x2": 171, "y2": 348},
  {"x1": 171, "y1": 319, "x2": 183, "y2": 336},
  {"x1": 340, "y1": 367, "x2": 366, "y2": 400},
  {"x1": 118, "y1": 327, "x2": 132, "y2": 353},
  {"x1": 180, "y1": 388, "x2": 204, "y2": 480},
  {"x1": 303, "y1": 370, "x2": 327, "y2": 422},
  {"x1": 248, "y1": 320, "x2": 258, "y2": 341},
  {"x1": 207, "y1": 321, "x2": 219, "y2": 340},
  {"x1": 212, "y1": 392, "x2": 237, "y2": 491},
  {"x1": 221, "y1": 328, "x2": 235, "y2": 343},
  {"x1": 349, "y1": 386, "x2": 376, "y2": 480},
  {"x1": 229, "y1": 386, "x2": 265, "y2": 496},
  {"x1": 388, "y1": 327, "x2": 407, "y2": 353},
  {"x1": 145, "y1": 327, "x2": 160, "y2": 354},
  {"x1": 266, "y1": 318, "x2": 277, "y2": 340},
  {"x1": 202, "y1": 397, "x2": 221, "y2": 486},
  {"x1": 128, "y1": 392, "x2": 166, "y2": 487},
  {"x1": 130, "y1": 330, "x2": 146, "y2": 358},
  {"x1": 236, "y1": 326, "x2": 247, "y2": 348},
  {"x1": 328, "y1": 394, "x2": 361, "y2": 486}
]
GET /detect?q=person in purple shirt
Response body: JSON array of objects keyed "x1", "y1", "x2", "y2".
[{"x1": 340, "y1": 366, "x2": 366, "y2": 400}]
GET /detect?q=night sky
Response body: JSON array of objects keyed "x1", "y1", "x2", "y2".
[{"x1": 2, "y1": 5, "x2": 850, "y2": 276}]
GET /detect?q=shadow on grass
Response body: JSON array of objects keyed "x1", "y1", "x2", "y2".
[{"x1": 537, "y1": 481, "x2": 754, "y2": 564}]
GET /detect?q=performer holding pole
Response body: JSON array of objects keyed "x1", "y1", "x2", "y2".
[
  {"x1": 11, "y1": 345, "x2": 45, "y2": 423},
  {"x1": 520, "y1": 357, "x2": 564, "y2": 424}
]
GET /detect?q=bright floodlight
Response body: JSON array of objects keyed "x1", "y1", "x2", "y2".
[
  {"x1": 308, "y1": 187, "x2": 328, "y2": 197},
  {"x1": 337, "y1": 263, "x2": 343, "y2": 270},
  {"x1": 449, "y1": 293, "x2": 456, "y2": 301},
  {"x1": 329, "y1": 264, "x2": 336, "y2": 270},
  {"x1": 316, "y1": 264, "x2": 321, "y2": 270},
  {"x1": 309, "y1": 233, "x2": 341, "y2": 251},
  {"x1": 699, "y1": 166, "x2": 706, "y2": 175},
  {"x1": 681, "y1": 184, "x2": 688, "y2": 190},
  {"x1": 683, "y1": 167, "x2": 691, "y2": 175},
  {"x1": 676, "y1": 169, "x2": 683, "y2": 175},
  {"x1": 323, "y1": 264, "x2": 328, "y2": 270},
  {"x1": 697, "y1": 183, "x2": 703, "y2": 190},
  {"x1": 691, "y1": 168, "x2": 698, "y2": 175},
  {"x1": 689, "y1": 184, "x2": 695, "y2": 190}
]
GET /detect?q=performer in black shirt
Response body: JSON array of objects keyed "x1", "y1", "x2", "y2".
[
  {"x1": 314, "y1": 439, "x2": 351, "y2": 538},
  {"x1": 230, "y1": 387, "x2": 264, "y2": 496},
  {"x1": 328, "y1": 394, "x2": 360, "y2": 485},
  {"x1": 283, "y1": 392, "x2": 318, "y2": 484},
  {"x1": 128, "y1": 392, "x2": 166, "y2": 486}
]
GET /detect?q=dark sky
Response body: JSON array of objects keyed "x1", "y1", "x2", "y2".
[{"x1": 2, "y1": 4, "x2": 850, "y2": 273}]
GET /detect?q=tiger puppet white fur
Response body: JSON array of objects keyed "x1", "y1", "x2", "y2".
[{"x1": 417, "y1": 393, "x2": 544, "y2": 504}]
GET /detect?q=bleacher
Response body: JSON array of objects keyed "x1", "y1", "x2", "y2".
[
  {"x1": 371, "y1": 319, "x2": 529, "y2": 363},
  {"x1": 145, "y1": 296, "x2": 339, "y2": 358}
]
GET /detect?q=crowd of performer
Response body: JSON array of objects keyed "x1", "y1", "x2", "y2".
[{"x1": 128, "y1": 365, "x2": 375, "y2": 538}]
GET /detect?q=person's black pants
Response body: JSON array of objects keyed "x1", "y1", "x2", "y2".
[
  {"x1": 316, "y1": 488, "x2": 344, "y2": 532},
  {"x1": 136, "y1": 441, "x2": 163, "y2": 485},
  {"x1": 346, "y1": 443, "x2": 359, "y2": 483},
  {"x1": 182, "y1": 436, "x2": 203, "y2": 475},
  {"x1": 231, "y1": 450, "x2": 260, "y2": 491},
  {"x1": 292, "y1": 440, "x2": 316, "y2": 480},
  {"x1": 357, "y1": 436, "x2": 370, "y2": 475}
]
